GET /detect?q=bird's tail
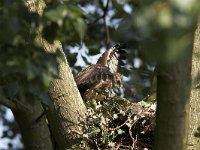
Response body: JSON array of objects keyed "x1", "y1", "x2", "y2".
[{"x1": 97, "y1": 43, "x2": 127, "y2": 74}]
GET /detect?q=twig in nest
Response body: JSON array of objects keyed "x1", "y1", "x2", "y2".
[
  {"x1": 129, "y1": 121, "x2": 135, "y2": 149},
  {"x1": 108, "y1": 116, "x2": 130, "y2": 131}
]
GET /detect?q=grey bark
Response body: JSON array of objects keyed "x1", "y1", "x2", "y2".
[
  {"x1": 187, "y1": 18, "x2": 200, "y2": 150},
  {"x1": 13, "y1": 102, "x2": 54, "y2": 150},
  {"x1": 155, "y1": 49, "x2": 192, "y2": 149}
]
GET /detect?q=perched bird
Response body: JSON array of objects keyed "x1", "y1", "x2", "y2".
[{"x1": 75, "y1": 43, "x2": 127, "y2": 101}]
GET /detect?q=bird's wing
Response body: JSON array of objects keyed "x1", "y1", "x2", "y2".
[
  {"x1": 96, "y1": 43, "x2": 127, "y2": 74},
  {"x1": 75, "y1": 64, "x2": 113, "y2": 94}
]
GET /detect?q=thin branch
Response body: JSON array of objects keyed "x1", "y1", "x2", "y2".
[
  {"x1": 108, "y1": 116, "x2": 130, "y2": 131},
  {"x1": 0, "y1": 96, "x2": 32, "y2": 112},
  {"x1": 0, "y1": 96, "x2": 17, "y2": 110},
  {"x1": 91, "y1": 15, "x2": 104, "y2": 24},
  {"x1": 101, "y1": 0, "x2": 110, "y2": 49}
]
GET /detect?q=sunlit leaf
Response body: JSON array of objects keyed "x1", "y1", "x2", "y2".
[
  {"x1": 74, "y1": 18, "x2": 86, "y2": 40},
  {"x1": 44, "y1": 5, "x2": 68, "y2": 26},
  {"x1": 117, "y1": 129, "x2": 125, "y2": 135}
]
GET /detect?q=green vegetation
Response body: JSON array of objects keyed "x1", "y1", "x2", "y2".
[{"x1": 0, "y1": 0, "x2": 199, "y2": 149}]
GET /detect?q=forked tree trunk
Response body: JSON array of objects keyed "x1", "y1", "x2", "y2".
[
  {"x1": 11, "y1": 2, "x2": 54, "y2": 149},
  {"x1": 186, "y1": 18, "x2": 200, "y2": 150},
  {"x1": 14, "y1": 0, "x2": 87, "y2": 149},
  {"x1": 13, "y1": 101, "x2": 54, "y2": 150}
]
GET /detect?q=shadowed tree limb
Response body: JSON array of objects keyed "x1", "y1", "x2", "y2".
[{"x1": 0, "y1": 97, "x2": 17, "y2": 110}]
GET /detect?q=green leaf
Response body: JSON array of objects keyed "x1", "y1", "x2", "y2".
[
  {"x1": 90, "y1": 99, "x2": 97, "y2": 109},
  {"x1": 138, "y1": 100, "x2": 151, "y2": 107},
  {"x1": 88, "y1": 127, "x2": 101, "y2": 136},
  {"x1": 74, "y1": 18, "x2": 86, "y2": 40},
  {"x1": 108, "y1": 142, "x2": 115, "y2": 147},
  {"x1": 68, "y1": 5, "x2": 84, "y2": 17},
  {"x1": 45, "y1": 5, "x2": 68, "y2": 26},
  {"x1": 117, "y1": 129, "x2": 125, "y2": 135},
  {"x1": 88, "y1": 46, "x2": 100, "y2": 56}
]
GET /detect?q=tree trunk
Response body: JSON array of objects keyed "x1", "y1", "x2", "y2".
[
  {"x1": 187, "y1": 18, "x2": 200, "y2": 150},
  {"x1": 0, "y1": 1, "x2": 54, "y2": 149},
  {"x1": 155, "y1": 50, "x2": 192, "y2": 149},
  {"x1": 13, "y1": 101, "x2": 54, "y2": 150},
  {"x1": 24, "y1": 0, "x2": 87, "y2": 149}
]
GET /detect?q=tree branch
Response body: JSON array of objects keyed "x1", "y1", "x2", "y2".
[
  {"x1": 12, "y1": 101, "x2": 54, "y2": 150},
  {"x1": 100, "y1": 0, "x2": 110, "y2": 49},
  {"x1": 0, "y1": 95, "x2": 32, "y2": 113},
  {"x1": 0, "y1": 96, "x2": 16, "y2": 110}
]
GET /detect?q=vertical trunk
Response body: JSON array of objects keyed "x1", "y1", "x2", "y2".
[
  {"x1": 187, "y1": 18, "x2": 200, "y2": 150},
  {"x1": 12, "y1": 101, "x2": 54, "y2": 150},
  {"x1": 155, "y1": 54, "x2": 192, "y2": 149}
]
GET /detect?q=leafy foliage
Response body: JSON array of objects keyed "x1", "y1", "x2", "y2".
[
  {"x1": 0, "y1": 0, "x2": 87, "y2": 148},
  {"x1": 0, "y1": 0, "x2": 200, "y2": 149},
  {"x1": 80, "y1": 96, "x2": 155, "y2": 149},
  {"x1": 0, "y1": 1, "x2": 57, "y2": 101},
  {"x1": 42, "y1": 3, "x2": 86, "y2": 43}
]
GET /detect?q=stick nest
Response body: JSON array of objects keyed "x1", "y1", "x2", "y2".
[{"x1": 82, "y1": 96, "x2": 156, "y2": 150}]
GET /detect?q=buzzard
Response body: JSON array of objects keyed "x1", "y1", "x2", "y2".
[{"x1": 75, "y1": 43, "x2": 127, "y2": 100}]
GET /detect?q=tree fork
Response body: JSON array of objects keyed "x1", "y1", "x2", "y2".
[
  {"x1": 24, "y1": 0, "x2": 87, "y2": 149},
  {"x1": 12, "y1": 101, "x2": 54, "y2": 150}
]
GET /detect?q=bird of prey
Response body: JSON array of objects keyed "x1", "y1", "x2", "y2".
[{"x1": 75, "y1": 43, "x2": 127, "y2": 101}]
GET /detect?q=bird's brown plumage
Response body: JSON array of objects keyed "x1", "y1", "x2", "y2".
[{"x1": 75, "y1": 43, "x2": 126, "y2": 98}]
